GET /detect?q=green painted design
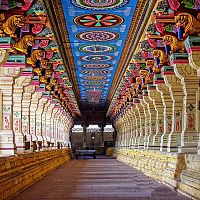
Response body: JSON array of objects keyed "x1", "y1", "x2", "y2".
[
  {"x1": 182, "y1": 0, "x2": 194, "y2": 9},
  {"x1": 165, "y1": 24, "x2": 173, "y2": 32},
  {"x1": 14, "y1": 112, "x2": 20, "y2": 118},
  {"x1": 3, "y1": 106, "x2": 10, "y2": 112}
]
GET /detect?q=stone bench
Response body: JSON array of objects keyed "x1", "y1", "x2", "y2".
[{"x1": 75, "y1": 150, "x2": 96, "y2": 159}]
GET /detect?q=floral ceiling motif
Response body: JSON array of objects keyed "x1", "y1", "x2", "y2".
[
  {"x1": 76, "y1": 31, "x2": 119, "y2": 42},
  {"x1": 70, "y1": 0, "x2": 129, "y2": 10},
  {"x1": 79, "y1": 44, "x2": 116, "y2": 53},
  {"x1": 74, "y1": 14, "x2": 124, "y2": 28},
  {"x1": 61, "y1": 0, "x2": 137, "y2": 106},
  {"x1": 82, "y1": 64, "x2": 110, "y2": 68},
  {"x1": 81, "y1": 55, "x2": 113, "y2": 62}
]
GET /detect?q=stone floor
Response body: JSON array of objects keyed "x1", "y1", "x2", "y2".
[{"x1": 12, "y1": 157, "x2": 191, "y2": 200}]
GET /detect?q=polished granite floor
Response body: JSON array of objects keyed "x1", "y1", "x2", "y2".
[{"x1": 12, "y1": 157, "x2": 191, "y2": 200}]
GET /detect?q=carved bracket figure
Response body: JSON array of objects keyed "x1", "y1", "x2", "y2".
[
  {"x1": 175, "y1": 13, "x2": 200, "y2": 39},
  {"x1": 13, "y1": 35, "x2": 35, "y2": 54},
  {"x1": 0, "y1": 14, "x2": 24, "y2": 38},
  {"x1": 163, "y1": 35, "x2": 185, "y2": 54}
]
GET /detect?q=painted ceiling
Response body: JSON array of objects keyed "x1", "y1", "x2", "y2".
[{"x1": 61, "y1": 0, "x2": 138, "y2": 107}]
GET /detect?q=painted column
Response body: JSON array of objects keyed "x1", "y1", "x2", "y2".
[
  {"x1": 51, "y1": 107, "x2": 59, "y2": 148},
  {"x1": 163, "y1": 69, "x2": 184, "y2": 152},
  {"x1": 148, "y1": 84, "x2": 163, "y2": 150},
  {"x1": 136, "y1": 102, "x2": 145, "y2": 149},
  {"x1": 140, "y1": 98, "x2": 150, "y2": 149},
  {"x1": 46, "y1": 102, "x2": 55, "y2": 147},
  {"x1": 185, "y1": 36, "x2": 200, "y2": 154},
  {"x1": 41, "y1": 98, "x2": 51, "y2": 148},
  {"x1": 171, "y1": 53, "x2": 199, "y2": 153},
  {"x1": 0, "y1": 67, "x2": 21, "y2": 155},
  {"x1": 13, "y1": 76, "x2": 32, "y2": 153},
  {"x1": 30, "y1": 91, "x2": 42, "y2": 151},
  {"x1": 157, "y1": 82, "x2": 173, "y2": 151},
  {"x1": 22, "y1": 85, "x2": 35, "y2": 152},
  {"x1": 143, "y1": 94, "x2": 157, "y2": 149}
]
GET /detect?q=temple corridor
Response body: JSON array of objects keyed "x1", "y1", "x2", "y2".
[
  {"x1": 0, "y1": 0, "x2": 200, "y2": 199},
  {"x1": 12, "y1": 158, "x2": 191, "y2": 200}
]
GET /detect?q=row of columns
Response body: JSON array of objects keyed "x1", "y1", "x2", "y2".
[
  {"x1": 114, "y1": 49, "x2": 200, "y2": 154},
  {"x1": 0, "y1": 65, "x2": 73, "y2": 156}
]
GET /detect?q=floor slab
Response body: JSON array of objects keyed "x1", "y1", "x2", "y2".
[{"x1": 12, "y1": 157, "x2": 191, "y2": 200}]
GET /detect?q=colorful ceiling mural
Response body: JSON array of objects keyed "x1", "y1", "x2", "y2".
[{"x1": 61, "y1": 0, "x2": 137, "y2": 106}]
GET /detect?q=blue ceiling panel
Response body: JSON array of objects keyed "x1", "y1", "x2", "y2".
[{"x1": 61, "y1": 0, "x2": 137, "y2": 106}]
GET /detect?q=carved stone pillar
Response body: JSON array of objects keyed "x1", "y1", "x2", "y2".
[
  {"x1": 185, "y1": 36, "x2": 200, "y2": 154},
  {"x1": 0, "y1": 77, "x2": 15, "y2": 155},
  {"x1": 130, "y1": 105, "x2": 138, "y2": 148},
  {"x1": 130, "y1": 107, "x2": 136, "y2": 148},
  {"x1": 171, "y1": 53, "x2": 199, "y2": 153},
  {"x1": 13, "y1": 76, "x2": 32, "y2": 153},
  {"x1": 55, "y1": 108, "x2": 62, "y2": 148},
  {"x1": 136, "y1": 102, "x2": 145, "y2": 149},
  {"x1": 185, "y1": 36, "x2": 200, "y2": 76},
  {"x1": 41, "y1": 99, "x2": 51, "y2": 149},
  {"x1": 30, "y1": 92, "x2": 42, "y2": 151},
  {"x1": 157, "y1": 82, "x2": 173, "y2": 151},
  {"x1": 35, "y1": 97, "x2": 46, "y2": 149},
  {"x1": 143, "y1": 94, "x2": 157, "y2": 149},
  {"x1": 51, "y1": 107, "x2": 59, "y2": 148},
  {"x1": 22, "y1": 85, "x2": 35, "y2": 152},
  {"x1": 45, "y1": 102, "x2": 54, "y2": 148},
  {"x1": 148, "y1": 85, "x2": 163, "y2": 150},
  {"x1": 163, "y1": 69, "x2": 184, "y2": 152},
  {"x1": 140, "y1": 98, "x2": 150, "y2": 149},
  {"x1": 128, "y1": 112, "x2": 132, "y2": 148},
  {"x1": 0, "y1": 67, "x2": 21, "y2": 155}
]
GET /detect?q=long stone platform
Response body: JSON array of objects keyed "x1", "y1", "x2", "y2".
[
  {"x1": 0, "y1": 149, "x2": 70, "y2": 200},
  {"x1": 12, "y1": 157, "x2": 190, "y2": 200},
  {"x1": 116, "y1": 149, "x2": 200, "y2": 200}
]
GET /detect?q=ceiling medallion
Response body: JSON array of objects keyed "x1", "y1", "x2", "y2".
[
  {"x1": 83, "y1": 64, "x2": 110, "y2": 68},
  {"x1": 70, "y1": 0, "x2": 129, "y2": 10},
  {"x1": 84, "y1": 81, "x2": 107, "y2": 84},
  {"x1": 86, "y1": 91, "x2": 102, "y2": 95},
  {"x1": 74, "y1": 14, "x2": 123, "y2": 28},
  {"x1": 76, "y1": 31, "x2": 119, "y2": 42},
  {"x1": 85, "y1": 89, "x2": 103, "y2": 92},
  {"x1": 83, "y1": 85, "x2": 106, "y2": 89},
  {"x1": 82, "y1": 69, "x2": 110, "y2": 75},
  {"x1": 79, "y1": 44, "x2": 116, "y2": 53},
  {"x1": 84, "y1": 76, "x2": 107, "y2": 81},
  {"x1": 81, "y1": 55, "x2": 113, "y2": 62}
]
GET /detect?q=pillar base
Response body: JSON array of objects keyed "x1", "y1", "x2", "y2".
[
  {"x1": 15, "y1": 132, "x2": 25, "y2": 153},
  {"x1": 0, "y1": 130, "x2": 16, "y2": 156},
  {"x1": 178, "y1": 143, "x2": 198, "y2": 153}
]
